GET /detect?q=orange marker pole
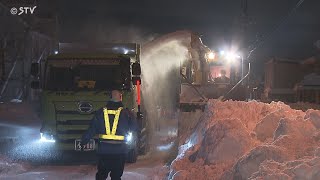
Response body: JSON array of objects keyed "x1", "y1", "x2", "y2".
[{"x1": 137, "y1": 80, "x2": 141, "y2": 112}]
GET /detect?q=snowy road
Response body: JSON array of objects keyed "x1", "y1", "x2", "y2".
[
  {"x1": 0, "y1": 159, "x2": 167, "y2": 180},
  {"x1": 0, "y1": 102, "x2": 171, "y2": 180},
  {"x1": 1, "y1": 154, "x2": 167, "y2": 180}
]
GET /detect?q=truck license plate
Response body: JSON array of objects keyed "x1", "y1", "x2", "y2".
[{"x1": 75, "y1": 139, "x2": 95, "y2": 151}]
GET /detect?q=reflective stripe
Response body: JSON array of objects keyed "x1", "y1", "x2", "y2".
[
  {"x1": 99, "y1": 134, "x2": 124, "y2": 140},
  {"x1": 111, "y1": 108, "x2": 122, "y2": 135},
  {"x1": 103, "y1": 109, "x2": 111, "y2": 135},
  {"x1": 100, "y1": 107, "x2": 124, "y2": 141},
  {"x1": 106, "y1": 110, "x2": 118, "y2": 115}
]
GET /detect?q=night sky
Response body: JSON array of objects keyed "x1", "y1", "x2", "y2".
[{"x1": 41, "y1": 0, "x2": 320, "y2": 75}]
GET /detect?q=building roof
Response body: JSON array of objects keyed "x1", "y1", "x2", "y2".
[
  {"x1": 265, "y1": 57, "x2": 301, "y2": 64},
  {"x1": 47, "y1": 53, "x2": 131, "y2": 60},
  {"x1": 302, "y1": 55, "x2": 320, "y2": 65}
]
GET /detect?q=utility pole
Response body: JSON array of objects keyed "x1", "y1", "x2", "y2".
[
  {"x1": 240, "y1": 0, "x2": 251, "y2": 99},
  {"x1": 239, "y1": 0, "x2": 249, "y2": 83},
  {"x1": 241, "y1": 0, "x2": 248, "y2": 17}
]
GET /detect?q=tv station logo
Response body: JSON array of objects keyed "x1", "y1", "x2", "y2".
[{"x1": 10, "y1": 6, "x2": 37, "y2": 16}]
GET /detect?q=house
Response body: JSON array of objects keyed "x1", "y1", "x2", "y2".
[
  {"x1": 263, "y1": 57, "x2": 304, "y2": 102},
  {"x1": 296, "y1": 55, "x2": 320, "y2": 103},
  {"x1": 264, "y1": 56, "x2": 320, "y2": 103}
]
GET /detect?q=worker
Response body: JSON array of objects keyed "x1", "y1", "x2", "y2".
[
  {"x1": 81, "y1": 89, "x2": 139, "y2": 180},
  {"x1": 214, "y1": 69, "x2": 230, "y2": 83}
]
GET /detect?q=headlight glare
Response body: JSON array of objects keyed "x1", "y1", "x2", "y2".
[
  {"x1": 40, "y1": 133, "x2": 56, "y2": 143},
  {"x1": 125, "y1": 132, "x2": 133, "y2": 144}
]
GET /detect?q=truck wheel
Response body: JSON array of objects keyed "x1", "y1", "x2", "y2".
[{"x1": 126, "y1": 149, "x2": 137, "y2": 163}]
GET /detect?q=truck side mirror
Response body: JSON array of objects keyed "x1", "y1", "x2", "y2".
[
  {"x1": 31, "y1": 63, "x2": 39, "y2": 77},
  {"x1": 132, "y1": 77, "x2": 141, "y2": 85},
  {"x1": 132, "y1": 62, "x2": 141, "y2": 76},
  {"x1": 31, "y1": 80, "x2": 40, "y2": 89}
]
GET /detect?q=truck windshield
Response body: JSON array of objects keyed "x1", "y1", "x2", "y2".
[{"x1": 45, "y1": 64, "x2": 130, "y2": 91}]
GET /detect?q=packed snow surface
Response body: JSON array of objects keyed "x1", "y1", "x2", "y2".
[{"x1": 171, "y1": 100, "x2": 320, "y2": 180}]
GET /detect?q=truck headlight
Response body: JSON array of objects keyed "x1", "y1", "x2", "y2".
[
  {"x1": 125, "y1": 132, "x2": 133, "y2": 144},
  {"x1": 40, "y1": 133, "x2": 56, "y2": 143}
]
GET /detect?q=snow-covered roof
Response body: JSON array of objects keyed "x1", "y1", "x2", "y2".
[
  {"x1": 300, "y1": 73, "x2": 320, "y2": 86},
  {"x1": 265, "y1": 57, "x2": 301, "y2": 64},
  {"x1": 302, "y1": 55, "x2": 320, "y2": 65}
]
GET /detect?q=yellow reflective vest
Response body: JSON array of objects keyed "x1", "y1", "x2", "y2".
[{"x1": 99, "y1": 107, "x2": 125, "y2": 141}]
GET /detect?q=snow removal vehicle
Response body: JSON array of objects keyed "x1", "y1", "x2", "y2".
[
  {"x1": 178, "y1": 32, "x2": 249, "y2": 143},
  {"x1": 30, "y1": 43, "x2": 148, "y2": 163},
  {"x1": 142, "y1": 30, "x2": 248, "y2": 113},
  {"x1": 141, "y1": 31, "x2": 249, "y2": 143},
  {"x1": 179, "y1": 32, "x2": 248, "y2": 112}
]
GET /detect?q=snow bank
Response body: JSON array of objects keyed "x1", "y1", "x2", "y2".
[
  {"x1": 0, "y1": 155, "x2": 30, "y2": 177},
  {"x1": 249, "y1": 157, "x2": 320, "y2": 180},
  {"x1": 197, "y1": 118, "x2": 254, "y2": 165},
  {"x1": 170, "y1": 100, "x2": 320, "y2": 179},
  {"x1": 0, "y1": 102, "x2": 39, "y2": 125}
]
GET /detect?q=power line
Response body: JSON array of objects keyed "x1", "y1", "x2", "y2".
[{"x1": 246, "y1": 0, "x2": 306, "y2": 60}]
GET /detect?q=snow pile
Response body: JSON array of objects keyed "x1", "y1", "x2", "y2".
[
  {"x1": 249, "y1": 157, "x2": 320, "y2": 180},
  {"x1": 0, "y1": 102, "x2": 39, "y2": 126},
  {"x1": 170, "y1": 100, "x2": 320, "y2": 179},
  {"x1": 197, "y1": 118, "x2": 254, "y2": 165},
  {"x1": 0, "y1": 155, "x2": 30, "y2": 177}
]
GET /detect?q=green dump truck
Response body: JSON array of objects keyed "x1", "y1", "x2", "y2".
[{"x1": 30, "y1": 43, "x2": 148, "y2": 163}]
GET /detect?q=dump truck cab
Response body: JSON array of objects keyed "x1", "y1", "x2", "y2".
[{"x1": 31, "y1": 43, "x2": 147, "y2": 163}]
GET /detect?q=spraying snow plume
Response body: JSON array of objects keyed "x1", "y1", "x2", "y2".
[
  {"x1": 140, "y1": 30, "x2": 194, "y2": 138},
  {"x1": 76, "y1": 19, "x2": 154, "y2": 44}
]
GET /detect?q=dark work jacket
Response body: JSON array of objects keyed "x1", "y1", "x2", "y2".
[{"x1": 81, "y1": 101, "x2": 139, "y2": 155}]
